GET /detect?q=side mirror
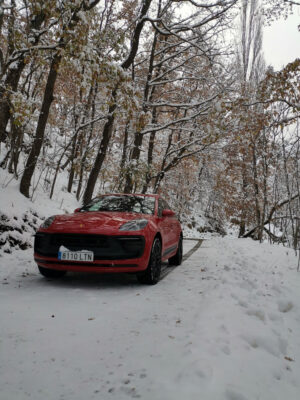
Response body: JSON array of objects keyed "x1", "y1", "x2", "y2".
[
  {"x1": 74, "y1": 208, "x2": 81, "y2": 213},
  {"x1": 162, "y1": 209, "x2": 175, "y2": 217}
]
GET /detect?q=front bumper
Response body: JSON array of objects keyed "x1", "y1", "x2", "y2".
[
  {"x1": 34, "y1": 232, "x2": 150, "y2": 273},
  {"x1": 34, "y1": 254, "x2": 149, "y2": 273}
]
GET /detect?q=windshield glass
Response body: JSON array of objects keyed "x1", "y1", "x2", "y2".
[{"x1": 82, "y1": 195, "x2": 155, "y2": 215}]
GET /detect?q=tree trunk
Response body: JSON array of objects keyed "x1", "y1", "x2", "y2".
[
  {"x1": 67, "y1": 130, "x2": 80, "y2": 193},
  {"x1": 142, "y1": 130, "x2": 156, "y2": 194},
  {"x1": 251, "y1": 139, "x2": 262, "y2": 239},
  {"x1": 0, "y1": 9, "x2": 46, "y2": 144},
  {"x1": 82, "y1": 86, "x2": 118, "y2": 204},
  {"x1": 153, "y1": 132, "x2": 173, "y2": 192},
  {"x1": 8, "y1": 120, "x2": 23, "y2": 176},
  {"x1": 123, "y1": 26, "x2": 159, "y2": 193},
  {"x1": 239, "y1": 161, "x2": 248, "y2": 237},
  {"x1": 118, "y1": 121, "x2": 129, "y2": 191},
  {"x1": 20, "y1": 53, "x2": 61, "y2": 197},
  {"x1": 76, "y1": 83, "x2": 98, "y2": 200},
  {"x1": 0, "y1": 67, "x2": 23, "y2": 143},
  {"x1": 123, "y1": 129, "x2": 144, "y2": 193},
  {"x1": 142, "y1": 107, "x2": 157, "y2": 193}
]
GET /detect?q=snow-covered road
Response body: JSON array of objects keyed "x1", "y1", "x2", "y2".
[{"x1": 1, "y1": 238, "x2": 300, "y2": 400}]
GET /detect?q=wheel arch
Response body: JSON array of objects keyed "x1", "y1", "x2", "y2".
[{"x1": 154, "y1": 232, "x2": 162, "y2": 247}]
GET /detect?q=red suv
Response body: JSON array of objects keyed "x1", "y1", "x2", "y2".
[{"x1": 34, "y1": 194, "x2": 183, "y2": 284}]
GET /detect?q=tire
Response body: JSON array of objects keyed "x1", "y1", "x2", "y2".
[
  {"x1": 38, "y1": 266, "x2": 66, "y2": 278},
  {"x1": 168, "y1": 236, "x2": 183, "y2": 266},
  {"x1": 137, "y1": 238, "x2": 162, "y2": 285}
]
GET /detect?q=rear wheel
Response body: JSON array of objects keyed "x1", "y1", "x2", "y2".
[
  {"x1": 169, "y1": 236, "x2": 183, "y2": 266},
  {"x1": 137, "y1": 238, "x2": 162, "y2": 285},
  {"x1": 38, "y1": 266, "x2": 66, "y2": 278}
]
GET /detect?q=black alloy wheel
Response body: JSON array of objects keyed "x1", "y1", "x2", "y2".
[
  {"x1": 137, "y1": 238, "x2": 162, "y2": 285},
  {"x1": 169, "y1": 236, "x2": 183, "y2": 266},
  {"x1": 38, "y1": 266, "x2": 66, "y2": 278}
]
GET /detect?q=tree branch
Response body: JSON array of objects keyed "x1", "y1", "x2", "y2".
[{"x1": 243, "y1": 193, "x2": 300, "y2": 238}]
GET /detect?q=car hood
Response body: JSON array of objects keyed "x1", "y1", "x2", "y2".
[{"x1": 44, "y1": 211, "x2": 152, "y2": 234}]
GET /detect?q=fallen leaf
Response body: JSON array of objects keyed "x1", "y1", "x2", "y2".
[{"x1": 284, "y1": 356, "x2": 295, "y2": 362}]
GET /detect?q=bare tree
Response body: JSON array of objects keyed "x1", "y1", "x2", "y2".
[
  {"x1": 82, "y1": 0, "x2": 154, "y2": 204},
  {"x1": 19, "y1": 0, "x2": 101, "y2": 198},
  {"x1": 236, "y1": 0, "x2": 265, "y2": 238}
]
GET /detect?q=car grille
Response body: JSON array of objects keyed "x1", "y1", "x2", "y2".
[{"x1": 34, "y1": 233, "x2": 145, "y2": 260}]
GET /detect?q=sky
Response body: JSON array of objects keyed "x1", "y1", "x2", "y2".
[{"x1": 263, "y1": 11, "x2": 300, "y2": 70}]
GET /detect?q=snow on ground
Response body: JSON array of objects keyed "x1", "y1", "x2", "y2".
[
  {"x1": 0, "y1": 168, "x2": 80, "y2": 220},
  {"x1": 0, "y1": 168, "x2": 79, "y2": 254},
  {"x1": 1, "y1": 238, "x2": 300, "y2": 400}
]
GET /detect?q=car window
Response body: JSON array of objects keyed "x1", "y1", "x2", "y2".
[{"x1": 82, "y1": 195, "x2": 155, "y2": 215}]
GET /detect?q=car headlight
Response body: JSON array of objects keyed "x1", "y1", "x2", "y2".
[
  {"x1": 40, "y1": 215, "x2": 56, "y2": 229},
  {"x1": 119, "y1": 219, "x2": 148, "y2": 231}
]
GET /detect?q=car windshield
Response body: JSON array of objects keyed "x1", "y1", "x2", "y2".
[{"x1": 81, "y1": 195, "x2": 155, "y2": 215}]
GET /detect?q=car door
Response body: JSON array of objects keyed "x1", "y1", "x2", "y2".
[
  {"x1": 157, "y1": 199, "x2": 178, "y2": 258},
  {"x1": 161, "y1": 199, "x2": 179, "y2": 248},
  {"x1": 157, "y1": 198, "x2": 172, "y2": 254}
]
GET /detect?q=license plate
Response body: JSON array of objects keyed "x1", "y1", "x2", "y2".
[{"x1": 58, "y1": 250, "x2": 94, "y2": 262}]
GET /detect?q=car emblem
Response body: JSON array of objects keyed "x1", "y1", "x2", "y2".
[{"x1": 80, "y1": 224, "x2": 83, "y2": 228}]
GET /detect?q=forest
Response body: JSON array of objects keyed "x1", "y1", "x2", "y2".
[{"x1": 0, "y1": 0, "x2": 299, "y2": 250}]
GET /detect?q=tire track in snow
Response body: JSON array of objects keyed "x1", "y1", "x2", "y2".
[
  {"x1": 182, "y1": 238, "x2": 203, "y2": 262},
  {"x1": 160, "y1": 239, "x2": 203, "y2": 279}
]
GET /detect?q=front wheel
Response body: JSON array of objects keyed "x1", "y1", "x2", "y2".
[
  {"x1": 38, "y1": 266, "x2": 66, "y2": 278},
  {"x1": 137, "y1": 238, "x2": 162, "y2": 285},
  {"x1": 169, "y1": 236, "x2": 183, "y2": 266}
]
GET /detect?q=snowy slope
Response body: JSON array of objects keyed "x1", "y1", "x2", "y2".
[
  {"x1": 0, "y1": 238, "x2": 299, "y2": 400},
  {"x1": 0, "y1": 168, "x2": 80, "y2": 254},
  {"x1": 0, "y1": 168, "x2": 80, "y2": 220}
]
